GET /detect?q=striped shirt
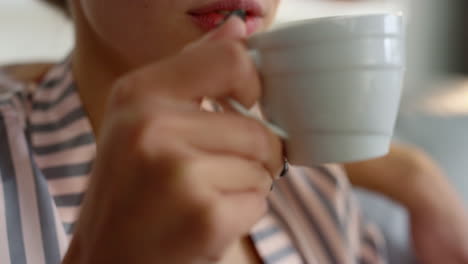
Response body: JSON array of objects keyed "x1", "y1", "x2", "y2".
[{"x1": 0, "y1": 58, "x2": 387, "y2": 264}]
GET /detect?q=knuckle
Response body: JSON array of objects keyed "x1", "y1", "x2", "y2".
[
  {"x1": 190, "y1": 198, "x2": 224, "y2": 245},
  {"x1": 220, "y1": 42, "x2": 253, "y2": 79},
  {"x1": 460, "y1": 246, "x2": 468, "y2": 263},
  {"x1": 198, "y1": 203, "x2": 220, "y2": 235},
  {"x1": 219, "y1": 41, "x2": 260, "y2": 106},
  {"x1": 111, "y1": 75, "x2": 141, "y2": 108},
  {"x1": 255, "y1": 198, "x2": 268, "y2": 216},
  {"x1": 221, "y1": 41, "x2": 246, "y2": 67},
  {"x1": 243, "y1": 119, "x2": 271, "y2": 159},
  {"x1": 128, "y1": 112, "x2": 177, "y2": 161}
]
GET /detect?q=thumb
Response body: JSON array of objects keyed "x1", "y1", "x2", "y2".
[{"x1": 183, "y1": 16, "x2": 247, "y2": 51}]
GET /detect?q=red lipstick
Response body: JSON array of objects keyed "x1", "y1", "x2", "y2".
[{"x1": 188, "y1": 0, "x2": 264, "y2": 35}]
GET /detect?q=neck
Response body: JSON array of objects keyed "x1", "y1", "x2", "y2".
[{"x1": 71, "y1": 9, "x2": 131, "y2": 138}]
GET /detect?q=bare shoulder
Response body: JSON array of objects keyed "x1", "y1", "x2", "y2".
[{"x1": 2, "y1": 63, "x2": 54, "y2": 84}]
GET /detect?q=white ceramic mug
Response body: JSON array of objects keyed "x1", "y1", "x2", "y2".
[{"x1": 248, "y1": 14, "x2": 405, "y2": 166}]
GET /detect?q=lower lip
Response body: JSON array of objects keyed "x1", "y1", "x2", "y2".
[{"x1": 190, "y1": 13, "x2": 262, "y2": 36}]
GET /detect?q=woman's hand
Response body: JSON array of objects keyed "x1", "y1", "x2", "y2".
[
  {"x1": 345, "y1": 143, "x2": 468, "y2": 264},
  {"x1": 63, "y1": 17, "x2": 283, "y2": 264}
]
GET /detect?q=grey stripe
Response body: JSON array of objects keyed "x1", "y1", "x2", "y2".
[
  {"x1": 30, "y1": 107, "x2": 86, "y2": 133},
  {"x1": 32, "y1": 83, "x2": 75, "y2": 111},
  {"x1": 344, "y1": 193, "x2": 354, "y2": 254},
  {"x1": 0, "y1": 115, "x2": 27, "y2": 264},
  {"x1": 265, "y1": 245, "x2": 296, "y2": 264},
  {"x1": 42, "y1": 161, "x2": 92, "y2": 180},
  {"x1": 0, "y1": 95, "x2": 18, "y2": 107},
  {"x1": 62, "y1": 222, "x2": 76, "y2": 235},
  {"x1": 315, "y1": 166, "x2": 338, "y2": 186},
  {"x1": 41, "y1": 79, "x2": 62, "y2": 90},
  {"x1": 54, "y1": 193, "x2": 84, "y2": 207},
  {"x1": 33, "y1": 132, "x2": 95, "y2": 155},
  {"x1": 29, "y1": 158, "x2": 61, "y2": 264},
  {"x1": 344, "y1": 189, "x2": 353, "y2": 221},
  {"x1": 40, "y1": 69, "x2": 68, "y2": 91},
  {"x1": 300, "y1": 169, "x2": 346, "y2": 234},
  {"x1": 252, "y1": 226, "x2": 281, "y2": 241},
  {"x1": 283, "y1": 177, "x2": 339, "y2": 264},
  {"x1": 267, "y1": 202, "x2": 307, "y2": 264}
]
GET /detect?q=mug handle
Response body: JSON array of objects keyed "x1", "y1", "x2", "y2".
[
  {"x1": 226, "y1": 98, "x2": 289, "y2": 139},
  {"x1": 248, "y1": 49, "x2": 262, "y2": 69}
]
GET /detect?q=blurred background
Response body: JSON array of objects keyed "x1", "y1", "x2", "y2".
[
  {"x1": 0, "y1": 0, "x2": 72, "y2": 64},
  {"x1": 1, "y1": 0, "x2": 467, "y2": 263}
]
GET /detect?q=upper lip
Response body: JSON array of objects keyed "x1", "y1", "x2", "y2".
[{"x1": 188, "y1": 0, "x2": 264, "y2": 17}]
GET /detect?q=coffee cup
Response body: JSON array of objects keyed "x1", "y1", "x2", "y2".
[{"x1": 248, "y1": 14, "x2": 405, "y2": 166}]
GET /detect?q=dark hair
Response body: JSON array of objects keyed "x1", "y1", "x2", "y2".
[{"x1": 42, "y1": 0, "x2": 69, "y2": 15}]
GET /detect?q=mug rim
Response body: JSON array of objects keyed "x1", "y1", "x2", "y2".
[{"x1": 249, "y1": 13, "x2": 404, "y2": 50}]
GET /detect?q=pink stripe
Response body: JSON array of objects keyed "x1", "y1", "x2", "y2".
[
  {"x1": 365, "y1": 223, "x2": 385, "y2": 250},
  {"x1": 252, "y1": 213, "x2": 277, "y2": 231},
  {"x1": 32, "y1": 118, "x2": 93, "y2": 147},
  {"x1": 325, "y1": 164, "x2": 352, "y2": 194},
  {"x1": 277, "y1": 252, "x2": 303, "y2": 264},
  {"x1": 11, "y1": 96, "x2": 27, "y2": 129},
  {"x1": 270, "y1": 182, "x2": 322, "y2": 264},
  {"x1": 325, "y1": 164, "x2": 348, "y2": 180},
  {"x1": 47, "y1": 176, "x2": 88, "y2": 196},
  {"x1": 41, "y1": 61, "x2": 68, "y2": 82},
  {"x1": 290, "y1": 168, "x2": 350, "y2": 263},
  {"x1": 30, "y1": 93, "x2": 81, "y2": 125},
  {"x1": 34, "y1": 73, "x2": 72, "y2": 103},
  {"x1": 256, "y1": 231, "x2": 291, "y2": 256},
  {"x1": 347, "y1": 195, "x2": 360, "y2": 259},
  {"x1": 35, "y1": 144, "x2": 96, "y2": 168},
  {"x1": 253, "y1": 215, "x2": 291, "y2": 256},
  {"x1": 0, "y1": 170, "x2": 12, "y2": 264},
  {"x1": 5, "y1": 109, "x2": 46, "y2": 264},
  {"x1": 57, "y1": 206, "x2": 81, "y2": 223}
]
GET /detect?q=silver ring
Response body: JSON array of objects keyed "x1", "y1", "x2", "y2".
[
  {"x1": 280, "y1": 158, "x2": 289, "y2": 178},
  {"x1": 271, "y1": 159, "x2": 289, "y2": 192}
]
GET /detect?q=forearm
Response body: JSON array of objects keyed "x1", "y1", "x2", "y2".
[
  {"x1": 345, "y1": 144, "x2": 468, "y2": 263},
  {"x1": 344, "y1": 144, "x2": 461, "y2": 214}
]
